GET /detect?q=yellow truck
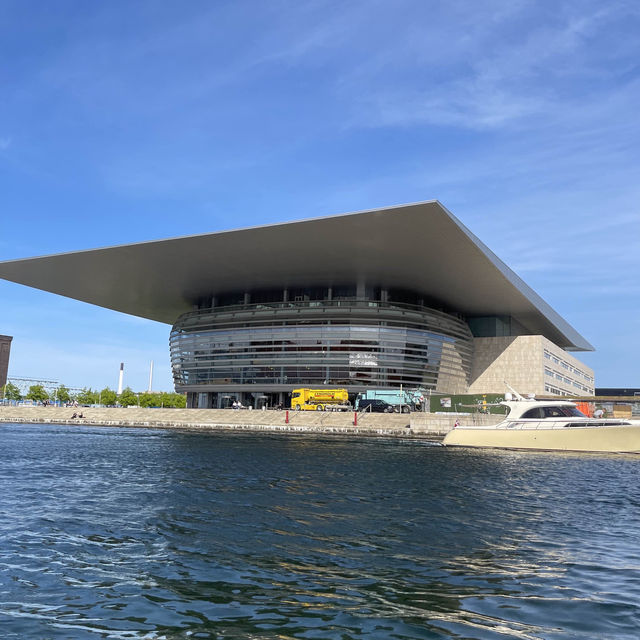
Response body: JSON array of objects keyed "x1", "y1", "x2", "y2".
[{"x1": 291, "y1": 388, "x2": 351, "y2": 411}]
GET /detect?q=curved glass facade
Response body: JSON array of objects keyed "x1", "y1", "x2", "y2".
[{"x1": 170, "y1": 299, "x2": 473, "y2": 403}]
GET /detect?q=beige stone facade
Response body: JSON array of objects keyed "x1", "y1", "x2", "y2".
[
  {"x1": 0, "y1": 335, "x2": 11, "y2": 388},
  {"x1": 0, "y1": 404, "x2": 501, "y2": 437},
  {"x1": 435, "y1": 339, "x2": 469, "y2": 394},
  {"x1": 468, "y1": 335, "x2": 594, "y2": 397}
]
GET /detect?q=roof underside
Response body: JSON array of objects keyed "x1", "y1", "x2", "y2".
[{"x1": 0, "y1": 200, "x2": 592, "y2": 351}]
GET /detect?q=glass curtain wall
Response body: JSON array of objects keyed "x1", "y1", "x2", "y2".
[{"x1": 171, "y1": 299, "x2": 473, "y2": 392}]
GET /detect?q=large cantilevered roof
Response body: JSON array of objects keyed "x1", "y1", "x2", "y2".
[{"x1": 0, "y1": 200, "x2": 592, "y2": 351}]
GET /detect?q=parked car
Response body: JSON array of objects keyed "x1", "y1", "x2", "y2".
[{"x1": 357, "y1": 398, "x2": 396, "y2": 413}]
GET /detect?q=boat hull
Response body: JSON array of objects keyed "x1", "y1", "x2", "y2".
[{"x1": 443, "y1": 425, "x2": 640, "y2": 453}]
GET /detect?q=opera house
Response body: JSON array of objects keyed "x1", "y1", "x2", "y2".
[{"x1": 0, "y1": 201, "x2": 595, "y2": 408}]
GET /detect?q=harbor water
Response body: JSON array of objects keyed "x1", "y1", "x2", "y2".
[{"x1": 1, "y1": 423, "x2": 639, "y2": 639}]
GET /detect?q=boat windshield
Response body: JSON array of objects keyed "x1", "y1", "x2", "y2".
[{"x1": 521, "y1": 405, "x2": 587, "y2": 419}]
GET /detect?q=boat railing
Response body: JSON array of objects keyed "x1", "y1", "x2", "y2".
[{"x1": 507, "y1": 419, "x2": 633, "y2": 430}]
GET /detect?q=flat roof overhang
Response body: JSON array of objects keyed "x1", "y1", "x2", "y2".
[{"x1": 0, "y1": 200, "x2": 593, "y2": 351}]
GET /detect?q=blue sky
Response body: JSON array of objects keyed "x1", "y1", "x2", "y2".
[{"x1": 1, "y1": 0, "x2": 638, "y2": 392}]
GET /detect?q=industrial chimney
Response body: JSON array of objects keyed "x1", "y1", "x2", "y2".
[
  {"x1": 117, "y1": 362, "x2": 124, "y2": 395},
  {"x1": 148, "y1": 360, "x2": 154, "y2": 393}
]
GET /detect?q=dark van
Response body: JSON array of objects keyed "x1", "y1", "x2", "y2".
[{"x1": 358, "y1": 398, "x2": 395, "y2": 413}]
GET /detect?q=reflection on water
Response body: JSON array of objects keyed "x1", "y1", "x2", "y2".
[{"x1": 1, "y1": 424, "x2": 639, "y2": 639}]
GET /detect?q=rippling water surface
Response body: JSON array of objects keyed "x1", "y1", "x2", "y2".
[{"x1": 1, "y1": 424, "x2": 639, "y2": 639}]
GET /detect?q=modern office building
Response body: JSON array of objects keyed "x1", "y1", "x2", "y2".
[
  {"x1": 0, "y1": 334, "x2": 12, "y2": 389},
  {"x1": 0, "y1": 201, "x2": 595, "y2": 407}
]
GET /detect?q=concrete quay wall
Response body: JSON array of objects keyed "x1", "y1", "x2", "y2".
[{"x1": 0, "y1": 406, "x2": 502, "y2": 439}]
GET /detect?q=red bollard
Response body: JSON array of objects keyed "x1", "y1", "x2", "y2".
[
  {"x1": 285, "y1": 410, "x2": 289, "y2": 424},
  {"x1": 353, "y1": 411, "x2": 357, "y2": 426}
]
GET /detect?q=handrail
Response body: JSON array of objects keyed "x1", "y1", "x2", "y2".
[{"x1": 182, "y1": 299, "x2": 463, "y2": 322}]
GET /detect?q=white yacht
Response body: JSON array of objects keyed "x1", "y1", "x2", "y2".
[{"x1": 443, "y1": 394, "x2": 640, "y2": 453}]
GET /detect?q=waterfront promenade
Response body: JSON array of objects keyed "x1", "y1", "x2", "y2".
[{"x1": 0, "y1": 405, "x2": 501, "y2": 438}]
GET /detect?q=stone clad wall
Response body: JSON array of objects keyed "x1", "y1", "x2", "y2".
[
  {"x1": 467, "y1": 335, "x2": 594, "y2": 396},
  {"x1": 468, "y1": 335, "x2": 544, "y2": 394},
  {"x1": 409, "y1": 412, "x2": 502, "y2": 434},
  {"x1": 0, "y1": 334, "x2": 11, "y2": 388},
  {"x1": 0, "y1": 405, "x2": 500, "y2": 437}
]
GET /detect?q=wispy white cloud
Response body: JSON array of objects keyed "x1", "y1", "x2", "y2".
[
  {"x1": 341, "y1": 2, "x2": 640, "y2": 131},
  {"x1": 1, "y1": 0, "x2": 639, "y2": 386}
]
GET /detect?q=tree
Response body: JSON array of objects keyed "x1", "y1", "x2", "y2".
[
  {"x1": 118, "y1": 387, "x2": 138, "y2": 407},
  {"x1": 161, "y1": 392, "x2": 186, "y2": 408},
  {"x1": 135, "y1": 392, "x2": 184, "y2": 408},
  {"x1": 79, "y1": 388, "x2": 95, "y2": 405},
  {"x1": 138, "y1": 392, "x2": 157, "y2": 408},
  {"x1": 99, "y1": 387, "x2": 117, "y2": 406},
  {"x1": 2, "y1": 382, "x2": 21, "y2": 401},
  {"x1": 56, "y1": 385, "x2": 71, "y2": 404},
  {"x1": 76, "y1": 388, "x2": 97, "y2": 405},
  {"x1": 26, "y1": 384, "x2": 49, "y2": 403}
]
